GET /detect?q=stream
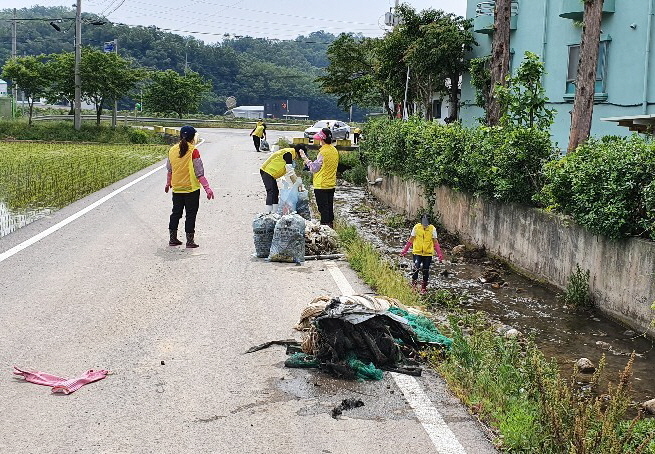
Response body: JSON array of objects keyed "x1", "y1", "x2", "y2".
[{"x1": 335, "y1": 184, "x2": 655, "y2": 407}]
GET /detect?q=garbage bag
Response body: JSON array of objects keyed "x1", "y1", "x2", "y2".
[
  {"x1": 268, "y1": 213, "x2": 306, "y2": 263},
  {"x1": 277, "y1": 179, "x2": 301, "y2": 215},
  {"x1": 296, "y1": 189, "x2": 311, "y2": 220},
  {"x1": 260, "y1": 139, "x2": 270, "y2": 151},
  {"x1": 252, "y1": 213, "x2": 280, "y2": 258}
]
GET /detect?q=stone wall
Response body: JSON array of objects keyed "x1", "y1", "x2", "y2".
[{"x1": 367, "y1": 167, "x2": 655, "y2": 336}]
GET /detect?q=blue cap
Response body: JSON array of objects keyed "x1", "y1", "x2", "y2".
[{"x1": 180, "y1": 125, "x2": 196, "y2": 140}]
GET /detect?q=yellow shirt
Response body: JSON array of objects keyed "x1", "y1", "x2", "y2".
[
  {"x1": 411, "y1": 224, "x2": 437, "y2": 256},
  {"x1": 313, "y1": 144, "x2": 339, "y2": 189},
  {"x1": 252, "y1": 124, "x2": 265, "y2": 138},
  {"x1": 261, "y1": 148, "x2": 297, "y2": 179},
  {"x1": 354, "y1": 127, "x2": 361, "y2": 134},
  {"x1": 168, "y1": 144, "x2": 200, "y2": 193}
]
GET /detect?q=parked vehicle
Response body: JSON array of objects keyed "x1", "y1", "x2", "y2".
[{"x1": 304, "y1": 120, "x2": 350, "y2": 140}]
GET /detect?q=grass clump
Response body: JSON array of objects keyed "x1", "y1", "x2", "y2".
[{"x1": 564, "y1": 263, "x2": 592, "y2": 308}]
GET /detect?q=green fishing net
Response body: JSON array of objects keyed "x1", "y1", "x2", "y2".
[{"x1": 388, "y1": 306, "x2": 453, "y2": 349}]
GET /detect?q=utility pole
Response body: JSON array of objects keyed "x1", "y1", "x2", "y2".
[
  {"x1": 74, "y1": 0, "x2": 82, "y2": 130},
  {"x1": 11, "y1": 8, "x2": 17, "y2": 117},
  {"x1": 112, "y1": 39, "x2": 118, "y2": 128}
]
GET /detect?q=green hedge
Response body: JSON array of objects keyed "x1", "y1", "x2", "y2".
[
  {"x1": 361, "y1": 118, "x2": 655, "y2": 240},
  {"x1": 361, "y1": 117, "x2": 553, "y2": 203}
]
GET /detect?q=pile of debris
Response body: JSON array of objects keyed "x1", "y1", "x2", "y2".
[
  {"x1": 304, "y1": 221, "x2": 339, "y2": 256},
  {"x1": 286, "y1": 294, "x2": 452, "y2": 380}
]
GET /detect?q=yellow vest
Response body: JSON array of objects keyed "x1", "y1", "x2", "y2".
[
  {"x1": 169, "y1": 144, "x2": 200, "y2": 193},
  {"x1": 261, "y1": 148, "x2": 297, "y2": 179},
  {"x1": 412, "y1": 224, "x2": 436, "y2": 256},
  {"x1": 313, "y1": 144, "x2": 339, "y2": 189},
  {"x1": 354, "y1": 127, "x2": 361, "y2": 134},
  {"x1": 253, "y1": 124, "x2": 265, "y2": 138}
]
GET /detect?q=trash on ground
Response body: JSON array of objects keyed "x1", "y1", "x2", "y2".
[
  {"x1": 268, "y1": 214, "x2": 306, "y2": 263},
  {"x1": 245, "y1": 339, "x2": 300, "y2": 354},
  {"x1": 13, "y1": 366, "x2": 110, "y2": 394},
  {"x1": 253, "y1": 213, "x2": 280, "y2": 258},
  {"x1": 331, "y1": 398, "x2": 364, "y2": 419},
  {"x1": 289, "y1": 294, "x2": 452, "y2": 380},
  {"x1": 277, "y1": 179, "x2": 301, "y2": 215},
  {"x1": 304, "y1": 220, "x2": 339, "y2": 256}
]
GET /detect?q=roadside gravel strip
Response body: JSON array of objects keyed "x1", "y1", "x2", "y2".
[{"x1": 0, "y1": 128, "x2": 496, "y2": 453}]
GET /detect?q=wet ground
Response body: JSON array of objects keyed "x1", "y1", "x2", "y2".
[{"x1": 334, "y1": 184, "x2": 655, "y2": 407}]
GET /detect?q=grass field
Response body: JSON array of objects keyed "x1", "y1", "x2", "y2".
[{"x1": 0, "y1": 142, "x2": 168, "y2": 213}]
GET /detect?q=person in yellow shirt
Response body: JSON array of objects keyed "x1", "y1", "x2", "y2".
[
  {"x1": 353, "y1": 126, "x2": 362, "y2": 145},
  {"x1": 299, "y1": 127, "x2": 339, "y2": 228},
  {"x1": 165, "y1": 126, "x2": 214, "y2": 248},
  {"x1": 400, "y1": 214, "x2": 444, "y2": 293},
  {"x1": 260, "y1": 144, "x2": 307, "y2": 213},
  {"x1": 249, "y1": 119, "x2": 267, "y2": 152}
]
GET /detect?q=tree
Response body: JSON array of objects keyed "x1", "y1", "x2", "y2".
[
  {"x1": 2, "y1": 55, "x2": 49, "y2": 125},
  {"x1": 142, "y1": 69, "x2": 212, "y2": 118},
  {"x1": 487, "y1": 0, "x2": 512, "y2": 126},
  {"x1": 80, "y1": 48, "x2": 145, "y2": 125},
  {"x1": 403, "y1": 8, "x2": 475, "y2": 121},
  {"x1": 496, "y1": 51, "x2": 555, "y2": 129},
  {"x1": 317, "y1": 34, "x2": 382, "y2": 112},
  {"x1": 44, "y1": 52, "x2": 75, "y2": 114},
  {"x1": 568, "y1": 0, "x2": 604, "y2": 152},
  {"x1": 470, "y1": 56, "x2": 492, "y2": 118}
]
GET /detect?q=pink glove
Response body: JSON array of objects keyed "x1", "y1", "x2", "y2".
[
  {"x1": 165, "y1": 172, "x2": 172, "y2": 193},
  {"x1": 198, "y1": 176, "x2": 214, "y2": 200},
  {"x1": 400, "y1": 241, "x2": 412, "y2": 257},
  {"x1": 435, "y1": 241, "x2": 444, "y2": 262}
]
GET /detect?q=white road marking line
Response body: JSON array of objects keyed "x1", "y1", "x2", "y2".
[
  {"x1": 0, "y1": 164, "x2": 165, "y2": 264},
  {"x1": 325, "y1": 261, "x2": 467, "y2": 454}
]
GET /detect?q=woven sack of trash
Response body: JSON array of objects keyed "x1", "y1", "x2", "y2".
[
  {"x1": 252, "y1": 213, "x2": 280, "y2": 258},
  {"x1": 305, "y1": 220, "x2": 339, "y2": 255},
  {"x1": 268, "y1": 213, "x2": 306, "y2": 263}
]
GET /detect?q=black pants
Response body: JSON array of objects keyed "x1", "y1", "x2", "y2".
[
  {"x1": 314, "y1": 188, "x2": 335, "y2": 225},
  {"x1": 169, "y1": 189, "x2": 200, "y2": 233},
  {"x1": 353, "y1": 133, "x2": 360, "y2": 144},
  {"x1": 412, "y1": 255, "x2": 433, "y2": 282},
  {"x1": 252, "y1": 135, "x2": 261, "y2": 152},
  {"x1": 260, "y1": 169, "x2": 279, "y2": 205}
]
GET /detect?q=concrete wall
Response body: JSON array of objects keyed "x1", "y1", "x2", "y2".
[{"x1": 368, "y1": 167, "x2": 655, "y2": 336}]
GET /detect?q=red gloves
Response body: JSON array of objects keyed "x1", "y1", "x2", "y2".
[{"x1": 400, "y1": 241, "x2": 412, "y2": 256}]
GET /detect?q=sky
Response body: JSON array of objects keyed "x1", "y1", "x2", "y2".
[{"x1": 10, "y1": 0, "x2": 468, "y2": 43}]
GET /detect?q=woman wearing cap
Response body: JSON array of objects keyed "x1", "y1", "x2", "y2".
[
  {"x1": 165, "y1": 125, "x2": 215, "y2": 248},
  {"x1": 400, "y1": 214, "x2": 444, "y2": 294},
  {"x1": 298, "y1": 127, "x2": 339, "y2": 228},
  {"x1": 260, "y1": 144, "x2": 307, "y2": 213},
  {"x1": 249, "y1": 120, "x2": 266, "y2": 152}
]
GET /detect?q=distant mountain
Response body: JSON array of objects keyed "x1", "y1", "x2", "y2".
[{"x1": 0, "y1": 6, "x2": 364, "y2": 120}]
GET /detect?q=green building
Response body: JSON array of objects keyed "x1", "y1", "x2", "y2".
[{"x1": 461, "y1": 0, "x2": 655, "y2": 149}]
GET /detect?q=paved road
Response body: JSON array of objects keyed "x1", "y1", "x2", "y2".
[{"x1": 0, "y1": 129, "x2": 497, "y2": 454}]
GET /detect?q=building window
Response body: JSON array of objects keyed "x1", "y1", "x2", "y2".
[
  {"x1": 566, "y1": 41, "x2": 609, "y2": 95},
  {"x1": 432, "y1": 100, "x2": 442, "y2": 119}
]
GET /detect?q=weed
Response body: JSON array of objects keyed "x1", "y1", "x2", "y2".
[
  {"x1": 384, "y1": 213, "x2": 407, "y2": 229},
  {"x1": 565, "y1": 264, "x2": 592, "y2": 308}
]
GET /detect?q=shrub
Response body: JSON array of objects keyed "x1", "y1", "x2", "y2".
[
  {"x1": 129, "y1": 129, "x2": 149, "y2": 144},
  {"x1": 564, "y1": 264, "x2": 592, "y2": 308}
]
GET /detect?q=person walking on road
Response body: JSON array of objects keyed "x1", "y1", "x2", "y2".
[
  {"x1": 260, "y1": 144, "x2": 307, "y2": 213},
  {"x1": 165, "y1": 125, "x2": 215, "y2": 248},
  {"x1": 400, "y1": 214, "x2": 444, "y2": 294},
  {"x1": 299, "y1": 128, "x2": 339, "y2": 228},
  {"x1": 249, "y1": 120, "x2": 267, "y2": 152}
]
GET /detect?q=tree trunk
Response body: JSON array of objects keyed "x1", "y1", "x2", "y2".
[
  {"x1": 487, "y1": 0, "x2": 512, "y2": 126},
  {"x1": 28, "y1": 99, "x2": 34, "y2": 126},
  {"x1": 96, "y1": 105, "x2": 102, "y2": 126},
  {"x1": 448, "y1": 73, "x2": 460, "y2": 122},
  {"x1": 568, "y1": 0, "x2": 604, "y2": 153}
]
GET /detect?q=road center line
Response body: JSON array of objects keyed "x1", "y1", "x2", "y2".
[
  {"x1": 325, "y1": 261, "x2": 467, "y2": 454},
  {"x1": 0, "y1": 164, "x2": 165, "y2": 264}
]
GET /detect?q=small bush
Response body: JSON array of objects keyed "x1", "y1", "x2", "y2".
[
  {"x1": 564, "y1": 263, "x2": 592, "y2": 308},
  {"x1": 129, "y1": 129, "x2": 149, "y2": 144}
]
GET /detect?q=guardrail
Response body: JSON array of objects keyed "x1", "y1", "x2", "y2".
[{"x1": 30, "y1": 114, "x2": 308, "y2": 128}]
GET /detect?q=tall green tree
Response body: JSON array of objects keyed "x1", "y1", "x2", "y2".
[
  {"x1": 568, "y1": 0, "x2": 605, "y2": 152},
  {"x1": 2, "y1": 55, "x2": 49, "y2": 125},
  {"x1": 80, "y1": 48, "x2": 145, "y2": 125},
  {"x1": 44, "y1": 52, "x2": 75, "y2": 114},
  {"x1": 142, "y1": 69, "x2": 212, "y2": 118},
  {"x1": 317, "y1": 34, "x2": 383, "y2": 112}
]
